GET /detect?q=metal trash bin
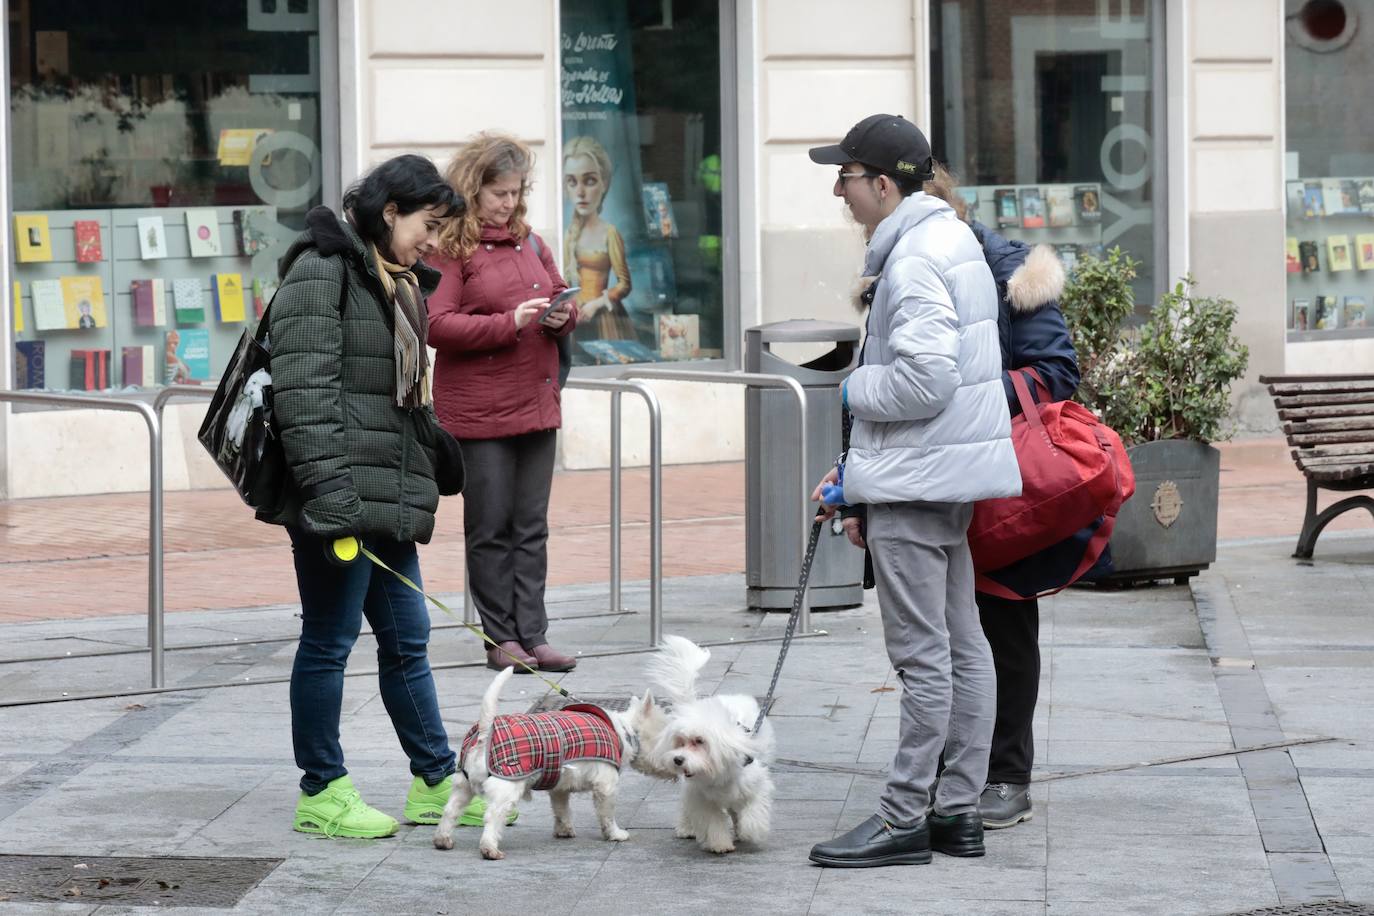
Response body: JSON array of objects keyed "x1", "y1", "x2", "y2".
[{"x1": 745, "y1": 319, "x2": 863, "y2": 610}]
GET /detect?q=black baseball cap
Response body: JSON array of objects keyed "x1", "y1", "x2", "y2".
[{"x1": 808, "y1": 114, "x2": 934, "y2": 182}]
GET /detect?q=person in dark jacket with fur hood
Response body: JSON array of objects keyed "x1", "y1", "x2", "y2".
[
  {"x1": 267, "y1": 154, "x2": 473, "y2": 839},
  {"x1": 842, "y1": 165, "x2": 1080, "y2": 833}
]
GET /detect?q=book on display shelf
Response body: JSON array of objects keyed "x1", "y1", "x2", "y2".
[
  {"x1": 1074, "y1": 185, "x2": 1101, "y2": 223},
  {"x1": 213, "y1": 273, "x2": 246, "y2": 323},
  {"x1": 1292, "y1": 299, "x2": 1310, "y2": 331},
  {"x1": 1286, "y1": 182, "x2": 1305, "y2": 219},
  {"x1": 579, "y1": 338, "x2": 659, "y2": 365},
  {"x1": 1046, "y1": 186, "x2": 1074, "y2": 227},
  {"x1": 74, "y1": 220, "x2": 103, "y2": 262},
  {"x1": 131, "y1": 278, "x2": 168, "y2": 326},
  {"x1": 1285, "y1": 237, "x2": 1301, "y2": 273},
  {"x1": 69, "y1": 348, "x2": 111, "y2": 391},
  {"x1": 1341, "y1": 180, "x2": 1361, "y2": 214},
  {"x1": 185, "y1": 209, "x2": 223, "y2": 258},
  {"x1": 1327, "y1": 235, "x2": 1353, "y2": 272},
  {"x1": 1019, "y1": 187, "x2": 1045, "y2": 228},
  {"x1": 172, "y1": 278, "x2": 206, "y2": 323},
  {"x1": 31, "y1": 279, "x2": 66, "y2": 331},
  {"x1": 1344, "y1": 296, "x2": 1368, "y2": 329},
  {"x1": 1301, "y1": 182, "x2": 1325, "y2": 219},
  {"x1": 138, "y1": 216, "x2": 168, "y2": 260},
  {"x1": 1360, "y1": 179, "x2": 1374, "y2": 215},
  {"x1": 14, "y1": 340, "x2": 45, "y2": 389},
  {"x1": 122, "y1": 344, "x2": 157, "y2": 388},
  {"x1": 59, "y1": 276, "x2": 107, "y2": 329},
  {"x1": 657, "y1": 314, "x2": 700, "y2": 361},
  {"x1": 165, "y1": 328, "x2": 210, "y2": 383},
  {"x1": 1356, "y1": 234, "x2": 1374, "y2": 270},
  {"x1": 1321, "y1": 179, "x2": 1345, "y2": 217},
  {"x1": 1299, "y1": 240, "x2": 1321, "y2": 273},
  {"x1": 14, "y1": 214, "x2": 52, "y2": 262},
  {"x1": 1314, "y1": 295, "x2": 1341, "y2": 330},
  {"x1": 994, "y1": 189, "x2": 1019, "y2": 228}
]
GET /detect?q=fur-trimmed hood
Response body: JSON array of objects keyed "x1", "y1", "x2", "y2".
[
  {"x1": 1005, "y1": 243, "x2": 1064, "y2": 313},
  {"x1": 969, "y1": 220, "x2": 1063, "y2": 313}
]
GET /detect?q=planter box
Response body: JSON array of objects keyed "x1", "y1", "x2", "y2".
[{"x1": 1093, "y1": 439, "x2": 1220, "y2": 585}]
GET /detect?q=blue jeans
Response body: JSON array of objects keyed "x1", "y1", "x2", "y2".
[{"x1": 288, "y1": 527, "x2": 456, "y2": 796}]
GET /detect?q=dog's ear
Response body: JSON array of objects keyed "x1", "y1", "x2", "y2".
[{"x1": 640, "y1": 691, "x2": 656, "y2": 715}]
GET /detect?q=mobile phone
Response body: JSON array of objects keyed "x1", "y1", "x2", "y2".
[{"x1": 537, "y1": 286, "x2": 581, "y2": 326}]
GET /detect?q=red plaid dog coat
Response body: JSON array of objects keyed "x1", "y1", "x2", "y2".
[{"x1": 461, "y1": 704, "x2": 623, "y2": 791}]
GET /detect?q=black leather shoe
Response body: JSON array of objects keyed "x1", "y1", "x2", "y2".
[
  {"x1": 930, "y1": 811, "x2": 985, "y2": 857},
  {"x1": 808, "y1": 814, "x2": 931, "y2": 868}
]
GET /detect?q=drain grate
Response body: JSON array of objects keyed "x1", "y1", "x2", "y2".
[
  {"x1": 0, "y1": 854, "x2": 282, "y2": 908},
  {"x1": 1218, "y1": 903, "x2": 1374, "y2": 916}
]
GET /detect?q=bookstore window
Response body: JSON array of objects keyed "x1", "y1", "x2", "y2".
[
  {"x1": 929, "y1": 0, "x2": 1161, "y2": 310},
  {"x1": 9, "y1": 0, "x2": 327, "y2": 392},
  {"x1": 1283, "y1": 0, "x2": 1374, "y2": 340},
  {"x1": 558, "y1": 0, "x2": 724, "y2": 367}
]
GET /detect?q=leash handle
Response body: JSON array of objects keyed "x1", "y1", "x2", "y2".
[
  {"x1": 753, "y1": 516, "x2": 825, "y2": 734},
  {"x1": 356, "y1": 544, "x2": 577, "y2": 702}
]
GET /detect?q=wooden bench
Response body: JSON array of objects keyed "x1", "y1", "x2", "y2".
[{"x1": 1259, "y1": 373, "x2": 1374, "y2": 558}]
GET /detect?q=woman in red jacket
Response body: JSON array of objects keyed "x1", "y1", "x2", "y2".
[{"x1": 429, "y1": 133, "x2": 580, "y2": 673}]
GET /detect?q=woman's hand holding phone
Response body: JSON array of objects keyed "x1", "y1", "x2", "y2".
[
  {"x1": 537, "y1": 287, "x2": 580, "y2": 330},
  {"x1": 512, "y1": 298, "x2": 550, "y2": 330}
]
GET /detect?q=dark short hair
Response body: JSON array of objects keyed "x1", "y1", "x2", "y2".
[{"x1": 342, "y1": 154, "x2": 464, "y2": 248}]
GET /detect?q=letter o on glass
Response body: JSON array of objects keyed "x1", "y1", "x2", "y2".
[{"x1": 249, "y1": 131, "x2": 323, "y2": 209}]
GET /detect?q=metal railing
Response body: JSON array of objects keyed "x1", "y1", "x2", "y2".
[
  {"x1": 0, "y1": 390, "x2": 165, "y2": 685},
  {"x1": 459, "y1": 377, "x2": 664, "y2": 646},
  {"x1": 618, "y1": 369, "x2": 813, "y2": 635}
]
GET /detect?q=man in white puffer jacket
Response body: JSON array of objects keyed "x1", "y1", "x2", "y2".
[{"x1": 807, "y1": 115, "x2": 1021, "y2": 869}]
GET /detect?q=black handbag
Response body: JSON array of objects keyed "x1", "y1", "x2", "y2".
[{"x1": 197, "y1": 309, "x2": 286, "y2": 512}]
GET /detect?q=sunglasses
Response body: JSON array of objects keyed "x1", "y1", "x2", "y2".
[{"x1": 836, "y1": 169, "x2": 881, "y2": 183}]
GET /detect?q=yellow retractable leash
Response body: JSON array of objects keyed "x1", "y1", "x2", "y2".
[{"x1": 325, "y1": 536, "x2": 577, "y2": 700}]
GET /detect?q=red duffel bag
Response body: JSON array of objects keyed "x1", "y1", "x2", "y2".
[{"x1": 968, "y1": 370, "x2": 1135, "y2": 576}]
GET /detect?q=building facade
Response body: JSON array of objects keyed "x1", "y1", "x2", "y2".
[{"x1": 1, "y1": 0, "x2": 1365, "y2": 498}]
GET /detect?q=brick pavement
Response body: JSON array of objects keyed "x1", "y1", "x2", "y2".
[{"x1": 0, "y1": 439, "x2": 1369, "y2": 624}]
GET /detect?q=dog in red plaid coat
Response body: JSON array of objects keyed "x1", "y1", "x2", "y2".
[{"x1": 432, "y1": 667, "x2": 673, "y2": 859}]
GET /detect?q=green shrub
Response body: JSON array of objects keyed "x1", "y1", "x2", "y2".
[{"x1": 1061, "y1": 249, "x2": 1250, "y2": 445}]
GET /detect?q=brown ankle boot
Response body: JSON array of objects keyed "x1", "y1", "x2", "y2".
[
  {"x1": 527, "y1": 643, "x2": 577, "y2": 672},
  {"x1": 487, "y1": 641, "x2": 537, "y2": 672}
]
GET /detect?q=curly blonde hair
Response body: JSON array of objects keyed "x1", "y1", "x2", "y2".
[
  {"x1": 438, "y1": 132, "x2": 534, "y2": 260},
  {"x1": 561, "y1": 135, "x2": 614, "y2": 266},
  {"x1": 922, "y1": 162, "x2": 969, "y2": 222}
]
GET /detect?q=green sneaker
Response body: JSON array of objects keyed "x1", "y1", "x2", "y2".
[
  {"x1": 293, "y1": 775, "x2": 398, "y2": 839},
  {"x1": 402, "y1": 776, "x2": 517, "y2": 826}
]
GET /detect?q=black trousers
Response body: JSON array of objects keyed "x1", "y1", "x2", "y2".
[
  {"x1": 976, "y1": 592, "x2": 1040, "y2": 785},
  {"x1": 459, "y1": 429, "x2": 558, "y2": 647}
]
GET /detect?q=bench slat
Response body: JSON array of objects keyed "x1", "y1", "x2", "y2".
[
  {"x1": 1297, "y1": 453, "x2": 1374, "y2": 468},
  {"x1": 1284, "y1": 416, "x2": 1374, "y2": 435},
  {"x1": 1288, "y1": 430, "x2": 1374, "y2": 447},
  {"x1": 1274, "y1": 392, "x2": 1374, "y2": 409},
  {"x1": 1268, "y1": 381, "x2": 1374, "y2": 397},
  {"x1": 1278, "y1": 403, "x2": 1374, "y2": 421},
  {"x1": 1307, "y1": 464, "x2": 1374, "y2": 483},
  {"x1": 1260, "y1": 374, "x2": 1374, "y2": 384},
  {"x1": 1294, "y1": 443, "x2": 1374, "y2": 460}
]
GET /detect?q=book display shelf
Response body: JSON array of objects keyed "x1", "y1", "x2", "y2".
[
  {"x1": 960, "y1": 181, "x2": 1104, "y2": 273},
  {"x1": 1284, "y1": 177, "x2": 1374, "y2": 342},
  {"x1": 11, "y1": 205, "x2": 281, "y2": 391}
]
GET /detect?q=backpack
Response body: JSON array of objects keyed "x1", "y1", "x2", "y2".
[{"x1": 967, "y1": 370, "x2": 1135, "y2": 599}]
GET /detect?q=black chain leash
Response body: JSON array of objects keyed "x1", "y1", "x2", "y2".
[{"x1": 753, "y1": 515, "x2": 825, "y2": 734}]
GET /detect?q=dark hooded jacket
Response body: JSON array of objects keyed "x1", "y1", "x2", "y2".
[
  {"x1": 258, "y1": 206, "x2": 462, "y2": 544},
  {"x1": 968, "y1": 220, "x2": 1080, "y2": 412}
]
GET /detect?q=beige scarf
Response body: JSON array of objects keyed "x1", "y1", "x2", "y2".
[{"x1": 371, "y1": 244, "x2": 432, "y2": 408}]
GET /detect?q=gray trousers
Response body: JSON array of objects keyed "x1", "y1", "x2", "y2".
[
  {"x1": 458, "y1": 430, "x2": 558, "y2": 648},
  {"x1": 867, "y1": 500, "x2": 995, "y2": 825}
]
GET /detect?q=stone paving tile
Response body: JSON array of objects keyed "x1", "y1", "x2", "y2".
[{"x1": 1047, "y1": 771, "x2": 1258, "y2": 836}]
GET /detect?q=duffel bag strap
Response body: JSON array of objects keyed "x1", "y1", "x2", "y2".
[{"x1": 974, "y1": 512, "x2": 1118, "y2": 601}]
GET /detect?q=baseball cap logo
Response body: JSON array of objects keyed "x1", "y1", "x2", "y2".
[{"x1": 895, "y1": 160, "x2": 918, "y2": 174}]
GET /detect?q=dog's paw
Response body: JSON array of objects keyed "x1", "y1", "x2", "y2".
[
  {"x1": 480, "y1": 845, "x2": 505, "y2": 861},
  {"x1": 554, "y1": 825, "x2": 576, "y2": 839},
  {"x1": 702, "y1": 841, "x2": 735, "y2": 855},
  {"x1": 674, "y1": 825, "x2": 696, "y2": 839},
  {"x1": 432, "y1": 833, "x2": 455, "y2": 851},
  {"x1": 605, "y1": 827, "x2": 630, "y2": 842}
]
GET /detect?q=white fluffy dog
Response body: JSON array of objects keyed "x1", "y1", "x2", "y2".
[
  {"x1": 645, "y1": 635, "x2": 775, "y2": 854},
  {"x1": 432, "y1": 667, "x2": 671, "y2": 860}
]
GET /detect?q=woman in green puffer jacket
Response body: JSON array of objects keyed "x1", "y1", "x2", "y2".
[{"x1": 265, "y1": 154, "x2": 478, "y2": 838}]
